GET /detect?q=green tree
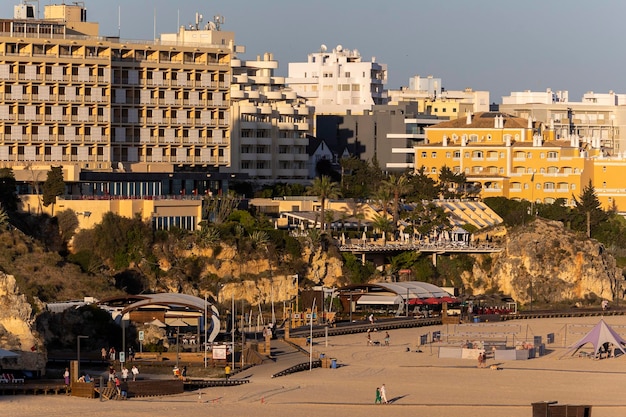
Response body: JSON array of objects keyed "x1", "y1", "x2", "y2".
[
  {"x1": 382, "y1": 174, "x2": 410, "y2": 231},
  {"x1": 307, "y1": 176, "x2": 341, "y2": 233},
  {"x1": 0, "y1": 168, "x2": 19, "y2": 212},
  {"x1": 438, "y1": 166, "x2": 466, "y2": 199},
  {"x1": 42, "y1": 166, "x2": 65, "y2": 215},
  {"x1": 573, "y1": 180, "x2": 607, "y2": 238},
  {"x1": 57, "y1": 209, "x2": 79, "y2": 245},
  {"x1": 406, "y1": 166, "x2": 441, "y2": 202}
]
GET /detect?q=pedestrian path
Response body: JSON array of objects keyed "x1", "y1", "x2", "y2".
[{"x1": 236, "y1": 339, "x2": 311, "y2": 381}]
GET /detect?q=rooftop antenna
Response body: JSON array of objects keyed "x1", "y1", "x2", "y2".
[{"x1": 213, "y1": 14, "x2": 224, "y2": 31}]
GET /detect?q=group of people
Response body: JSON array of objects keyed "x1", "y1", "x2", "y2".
[
  {"x1": 477, "y1": 352, "x2": 487, "y2": 368},
  {"x1": 101, "y1": 346, "x2": 136, "y2": 362},
  {"x1": 108, "y1": 365, "x2": 140, "y2": 382},
  {"x1": 375, "y1": 383, "x2": 388, "y2": 404},
  {"x1": 366, "y1": 329, "x2": 391, "y2": 346}
]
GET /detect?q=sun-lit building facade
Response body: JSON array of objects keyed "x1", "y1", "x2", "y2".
[
  {"x1": 413, "y1": 112, "x2": 626, "y2": 210},
  {"x1": 0, "y1": 2, "x2": 237, "y2": 196}
]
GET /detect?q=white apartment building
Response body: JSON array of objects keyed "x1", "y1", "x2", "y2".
[
  {"x1": 229, "y1": 52, "x2": 313, "y2": 182},
  {"x1": 286, "y1": 45, "x2": 387, "y2": 115},
  {"x1": 388, "y1": 75, "x2": 490, "y2": 113},
  {"x1": 500, "y1": 89, "x2": 626, "y2": 153}
]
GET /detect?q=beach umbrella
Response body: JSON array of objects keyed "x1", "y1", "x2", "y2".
[
  {"x1": 407, "y1": 298, "x2": 425, "y2": 305},
  {"x1": 423, "y1": 297, "x2": 442, "y2": 305}
]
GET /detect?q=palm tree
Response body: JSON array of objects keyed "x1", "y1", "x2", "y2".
[
  {"x1": 307, "y1": 176, "x2": 341, "y2": 233},
  {"x1": 373, "y1": 185, "x2": 393, "y2": 220},
  {"x1": 382, "y1": 174, "x2": 410, "y2": 231}
]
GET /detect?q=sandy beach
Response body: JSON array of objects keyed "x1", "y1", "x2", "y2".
[{"x1": 4, "y1": 315, "x2": 626, "y2": 417}]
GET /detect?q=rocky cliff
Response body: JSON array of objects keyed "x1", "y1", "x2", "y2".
[
  {"x1": 0, "y1": 272, "x2": 46, "y2": 372},
  {"x1": 466, "y1": 218, "x2": 620, "y2": 306}
]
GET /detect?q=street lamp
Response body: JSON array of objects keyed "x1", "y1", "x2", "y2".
[{"x1": 77, "y1": 335, "x2": 89, "y2": 378}]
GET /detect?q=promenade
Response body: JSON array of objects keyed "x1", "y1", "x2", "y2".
[{"x1": 6, "y1": 315, "x2": 626, "y2": 417}]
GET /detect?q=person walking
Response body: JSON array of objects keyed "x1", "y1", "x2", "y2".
[
  {"x1": 121, "y1": 366, "x2": 129, "y2": 382},
  {"x1": 101, "y1": 347, "x2": 107, "y2": 361},
  {"x1": 131, "y1": 365, "x2": 139, "y2": 381},
  {"x1": 380, "y1": 383, "x2": 388, "y2": 404},
  {"x1": 384, "y1": 331, "x2": 390, "y2": 346},
  {"x1": 375, "y1": 386, "x2": 382, "y2": 404},
  {"x1": 225, "y1": 364, "x2": 231, "y2": 380},
  {"x1": 63, "y1": 367, "x2": 70, "y2": 387}
]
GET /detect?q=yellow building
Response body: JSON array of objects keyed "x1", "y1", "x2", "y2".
[
  {"x1": 415, "y1": 112, "x2": 626, "y2": 210},
  {"x1": 20, "y1": 194, "x2": 202, "y2": 231}
]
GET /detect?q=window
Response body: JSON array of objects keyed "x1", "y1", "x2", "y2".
[
  {"x1": 345, "y1": 72, "x2": 350, "y2": 77},
  {"x1": 487, "y1": 135, "x2": 492, "y2": 141},
  {"x1": 540, "y1": 152, "x2": 545, "y2": 159},
  {"x1": 547, "y1": 151, "x2": 558, "y2": 159},
  {"x1": 544, "y1": 182, "x2": 555, "y2": 190},
  {"x1": 527, "y1": 152, "x2": 532, "y2": 158},
  {"x1": 472, "y1": 150, "x2": 483, "y2": 158},
  {"x1": 469, "y1": 134, "x2": 478, "y2": 142},
  {"x1": 603, "y1": 181, "x2": 607, "y2": 188},
  {"x1": 603, "y1": 166, "x2": 607, "y2": 172},
  {"x1": 572, "y1": 184, "x2": 576, "y2": 190},
  {"x1": 421, "y1": 152, "x2": 427, "y2": 158},
  {"x1": 453, "y1": 151, "x2": 460, "y2": 158},
  {"x1": 446, "y1": 152, "x2": 451, "y2": 158},
  {"x1": 431, "y1": 167, "x2": 436, "y2": 173},
  {"x1": 465, "y1": 152, "x2": 470, "y2": 158},
  {"x1": 431, "y1": 152, "x2": 437, "y2": 158},
  {"x1": 536, "y1": 183, "x2": 541, "y2": 189},
  {"x1": 500, "y1": 152, "x2": 505, "y2": 158}
]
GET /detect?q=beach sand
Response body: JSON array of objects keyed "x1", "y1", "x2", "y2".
[{"x1": 4, "y1": 315, "x2": 626, "y2": 417}]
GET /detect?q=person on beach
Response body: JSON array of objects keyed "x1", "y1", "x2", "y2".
[
  {"x1": 384, "y1": 332, "x2": 390, "y2": 346},
  {"x1": 375, "y1": 386, "x2": 382, "y2": 404},
  {"x1": 131, "y1": 365, "x2": 139, "y2": 381},
  {"x1": 63, "y1": 368, "x2": 70, "y2": 386},
  {"x1": 380, "y1": 383, "x2": 388, "y2": 404}
]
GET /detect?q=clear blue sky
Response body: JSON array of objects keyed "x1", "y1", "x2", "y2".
[{"x1": 22, "y1": 1, "x2": 626, "y2": 103}]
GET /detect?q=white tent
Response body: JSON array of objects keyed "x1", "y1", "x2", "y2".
[{"x1": 562, "y1": 319, "x2": 626, "y2": 358}]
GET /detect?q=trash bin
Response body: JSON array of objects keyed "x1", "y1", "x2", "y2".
[
  {"x1": 473, "y1": 317, "x2": 480, "y2": 323},
  {"x1": 330, "y1": 359, "x2": 337, "y2": 369}
]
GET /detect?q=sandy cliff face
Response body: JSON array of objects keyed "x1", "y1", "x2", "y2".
[
  {"x1": 466, "y1": 218, "x2": 619, "y2": 305},
  {"x1": 0, "y1": 273, "x2": 46, "y2": 372}
]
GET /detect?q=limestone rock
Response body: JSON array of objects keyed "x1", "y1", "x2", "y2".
[
  {"x1": 467, "y1": 218, "x2": 619, "y2": 305},
  {"x1": 0, "y1": 272, "x2": 46, "y2": 372}
]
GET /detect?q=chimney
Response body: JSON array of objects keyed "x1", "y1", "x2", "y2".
[{"x1": 466, "y1": 112, "x2": 472, "y2": 125}]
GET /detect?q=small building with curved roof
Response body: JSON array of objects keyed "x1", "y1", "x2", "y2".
[
  {"x1": 338, "y1": 281, "x2": 457, "y2": 316},
  {"x1": 98, "y1": 293, "x2": 221, "y2": 343}
]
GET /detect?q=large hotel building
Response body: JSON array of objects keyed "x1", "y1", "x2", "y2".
[{"x1": 1, "y1": 2, "x2": 240, "y2": 198}]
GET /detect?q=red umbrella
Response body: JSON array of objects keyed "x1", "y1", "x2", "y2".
[
  {"x1": 423, "y1": 297, "x2": 442, "y2": 305},
  {"x1": 440, "y1": 296, "x2": 459, "y2": 304},
  {"x1": 408, "y1": 298, "x2": 425, "y2": 305}
]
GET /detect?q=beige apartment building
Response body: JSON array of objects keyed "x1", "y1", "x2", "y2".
[{"x1": 0, "y1": 2, "x2": 238, "y2": 195}]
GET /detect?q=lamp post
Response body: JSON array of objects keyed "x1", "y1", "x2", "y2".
[{"x1": 77, "y1": 335, "x2": 89, "y2": 378}]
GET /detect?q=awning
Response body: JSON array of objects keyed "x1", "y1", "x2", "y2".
[
  {"x1": 0, "y1": 348, "x2": 19, "y2": 359},
  {"x1": 356, "y1": 294, "x2": 403, "y2": 306},
  {"x1": 144, "y1": 319, "x2": 166, "y2": 328}
]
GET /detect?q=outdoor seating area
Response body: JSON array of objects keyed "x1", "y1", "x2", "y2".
[{"x1": 0, "y1": 373, "x2": 25, "y2": 383}]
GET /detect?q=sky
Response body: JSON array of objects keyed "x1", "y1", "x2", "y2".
[{"x1": 17, "y1": 0, "x2": 626, "y2": 103}]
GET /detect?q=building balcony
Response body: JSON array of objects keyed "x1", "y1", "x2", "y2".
[
  {"x1": 294, "y1": 122, "x2": 309, "y2": 131},
  {"x1": 277, "y1": 122, "x2": 294, "y2": 130}
]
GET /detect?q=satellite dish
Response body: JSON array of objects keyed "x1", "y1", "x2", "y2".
[
  {"x1": 320, "y1": 44, "x2": 327, "y2": 52},
  {"x1": 336, "y1": 44, "x2": 343, "y2": 52}
]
